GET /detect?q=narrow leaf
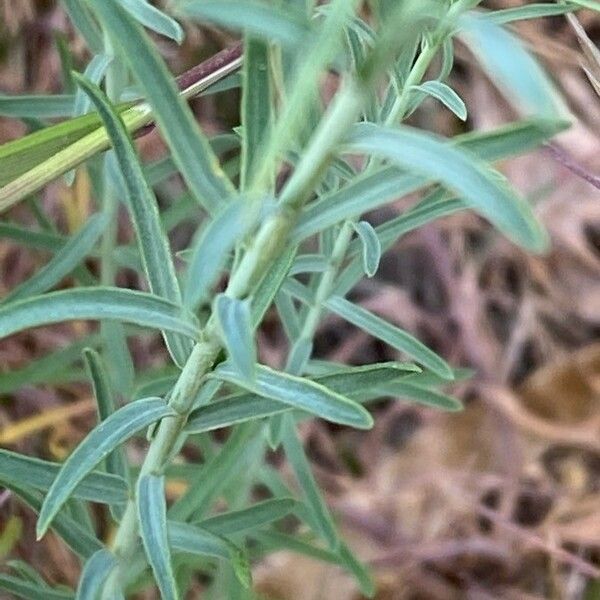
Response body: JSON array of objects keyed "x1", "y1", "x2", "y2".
[
  {"x1": 325, "y1": 296, "x2": 453, "y2": 379},
  {"x1": 214, "y1": 363, "x2": 373, "y2": 429},
  {"x1": 485, "y1": 4, "x2": 576, "y2": 24},
  {"x1": 458, "y1": 12, "x2": 570, "y2": 119},
  {"x1": 0, "y1": 94, "x2": 75, "y2": 119},
  {"x1": 183, "y1": 200, "x2": 258, "y2": 309},
  {"x1": 0, "y1": 287, "x2": 199, "y2": 341},
  {"x1": 214, "y1": 295, "x2": 257, "y2": 381},
  {"x1": 0, "y1": 575, "x2": 74, "y2": 600},
  {"x1": 83, "y1": 349, "x2": 130, "y2": 485},
  {"x1": 75, "y1": 73, "x2": 192, "y2": 365},
  {"x1": 0, "y1": 448, "x2": 128, "y2": 505},
  {"x1": 411, "y1": 80, "x2": 467, "y2": 121},
  {"x1": 199, "y1": 498, "x2": 298, "y2": 535},
  {"x1": 180, "y1": 1, "x2": 310, "y2": 47},
  {"x1": 344, "y1": 123, "x2": 549, "y2": 252},
  {"x1": 377, "y1": 381, "x2": 463, "y2": 411},
  {"x1": 138, "y1": 475, "x2": 178, "y2": 600},
  {"x1": 90, "y1": 0, "x2": 235, "y2": 214},
  {"x1": 75, "y1": 549, "x2": 117, "y2": 600},
  {"x1": 37, "y1": 398, "x2": 173, "y2": 538},
  {"x1": 2, "y1": 213, "x2": 108, "y2": 304},
  {"x1": 352, "y1": 221, "x2": 381, "y2": 277},
  {"x1": 121, "y1": 0, "x2": 184, "y2": 43}
]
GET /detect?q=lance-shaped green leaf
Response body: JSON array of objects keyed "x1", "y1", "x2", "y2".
[
  {"x1": 410, "y1": 80, "x2": 467, "y2": 121},
  {"x1": 458, "y1": 12, "x2": 570, "y2": 119},
  {"x1": 376, "y1": 381, "x2": 463, "y2": 411},
  {"x1": 325, "y1": 296, "x2": 453, "y2": 379},
  {"x1": 241, "y1": 36, "x2": 272, "y2": 188},
  {"x1": 138, "y1": 475, "x2": 178, "y2": 600},
  {"x1": 294, "y1": 118, "x2": 566, "y2": 243},
  {"x1": 343, "y1": 123, "x2": 549, "y2": 252},
  {"x1": 187, "y1": 362, "x2": 420, "y2": 433},
  {"x1": 198, "y1": 498, "x2": 298, "y2": 534},
  {"x1": 0, "y1": 575, "x2": 74, "y2": 600},
  {"x1": 62, "y1": 0, "x2": 104, "y2": 52},
  {"x1": 2, "y1": 213, "x2": 108, "y2": 304},
  {"x1": 180, "y1": 0, "x2": 310, "y2": 47},
  {"x1": 75, "y1": 74, "x2": 192, "y2": 365},
  {"x1": 72, "y1": 55, "x2": 112, "y2": 120},
  {"x1": 90, "y1": 0, "x2": 235, "y2": 214},
  {"x1": 75, "y1": 549, "x2": 117, "y2": 600},
  {"x1": 352, "y1": 220, "x2": 381, "y2": 277},
  {"x1": 0, "y1": 94, "x2": 75, "y2": 118},
  {"x1": 251, "y1": 246, "x2": 297, "y2": 327},
  {"x1": 168, "y1": 521, "x2": 252, "y2": 588},
  {"x1": 37, "y1": 398, "x2": 174, "y2": 538},
  {"x1": 281, "y1": 416, "x2": 339, "y2": 549},
  {"x1": 121, "y1": 0, "x2": 184, "y2": 43},
  {"x1": 7, "y1": 482, "x2": 102, "y2": 558},
  {"x1": 0, "y1": 448, "x2": 128, "y2": 505},
  {"x1": 0, "y1": 287, "x2": 199, "y2": 341},
  {"x1": 485, "y1": 3, "x2": 576, "y2": 24},
  {"x1": 214, "y1": 363, "x2": 373, "y2": 429},
  {"x1": 183, "y1": 200, "x2": 259, "y2": 309},
  {"x1": 214, "y1": 295, "x2": 257, "y2": 381},
  {"x1": 83, "y1": 349, "x2": 130, "y2": 487}
]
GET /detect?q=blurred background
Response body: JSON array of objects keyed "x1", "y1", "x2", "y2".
[{"x1": 1, "y1": 1, "x2": 599, "y2": 598}]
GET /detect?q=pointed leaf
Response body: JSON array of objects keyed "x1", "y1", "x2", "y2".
[
  {"x1": 325, "y1": 296, "x2": 453, "y2": 379},
  {"x1": 214, "y1": 295, "x2": 257, "y2": 381},
  {"x1": 214, "y1": 363, "x2": 373, "y2": 429},
  {"x1": 37, "y1": 398, "x2": 173, "y2": 538},
  {"x1": 2, "y1": 214, "x2": 108, "y2": 304},
  {"x1": 0, "y1": 287, "x2": 199, "y2": 341},
  {"x1": 83, "y1": 349, "x2": 130, "y2": 486},
  {"x1": 344, "y1": 123, "x2": 549, "y2": 252},
  {"x1": 180, "y1": 1, "x2": 310, "y2": 47},
  {"x1": 183, "y1": 200, "x2": 258, "y2": 309},
  {"x1": 377, "y1": 381, "x2": 463, "y2": 411},
  {"x1": 458, "y1": 12, "x2": 570, "y2": 119},
  {"x1": 138, "y1": 475, "x2": 178, "y2": 600},
  {"x1": 352, "y1": 220, "x2": 381, "y2": 277},
  {"x1": 0, "y1": 575, "x2": 74, "y2": 600},
  {"x1": 75, "y1": 73, "x2": 192, "y2": 365},
  {"x1": 121, "y1": 0, "x2": 184, "y2": 43},
  {"x1": 0, "y1": 94, "x2": 75, "y2": 119},
  {"x1": 75, "y1": 549, "x2": 117, "y2": 600},
  {"x1": 485, "y1": 4, "x2": 576, "y2": 24},
  {"x1": 90, "y1": 0, "x2": 235, "y2": 214},
  {"x1": 411, "y1": 80, "x2": 467, "y2": 121}
]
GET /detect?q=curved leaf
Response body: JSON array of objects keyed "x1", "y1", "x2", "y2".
[
  {"x1": 344, "y1": 123, "x2": 549, "y2": 252},
  {"x1": 37, "y1": 398, "x2": 174, "y2": 538},
  {"x1": 352, "y1": 220, "x2": 381, "y2": 277},
  {"x1": 121, "y1": 0, "x2": 184, "y2": 43},
  {"x1": 75, "y1": 73, "x2": 192, "y2": 365},
  {"x1": 0, "y1": 575, "x2": 74, "y2": 600},
  {"x1": 76, "y1": 549, "x2": 117, "y2": 600},
  {"x1": 138, "y1": 475, "x2": 178, "y2": 600},
  {"x1": 0, "y1": 287, "x2": 199, "y2": 341}
]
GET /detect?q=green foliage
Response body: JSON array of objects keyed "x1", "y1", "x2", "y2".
[{"x1": 0, "y1": 0, "x2": 574, "y2": 597}]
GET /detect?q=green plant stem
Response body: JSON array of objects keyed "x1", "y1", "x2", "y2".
[{"x1": 107, "y1": 79, "x2": 366, "y2": 594}]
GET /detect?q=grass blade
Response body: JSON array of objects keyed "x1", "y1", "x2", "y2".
[
  {"x1": 325, "y1": 296, "x2": 453, "y2": 379},
  {"x1": 376, "y1": 381, "x2": 463, "y2": 411},
  {"x1": 75, "y1": 73, "x2": 193, "y2": 365},
  {"x1": 137, "y1": 475, "x2": 179, "y2": 600},
  {"x1": 0, "y1": 287, "x2": 199, "y2": 341},
  {"x1": 37, "y1": 398, "x2": 174, "y2": 538},
  {"x1": 90, "y1": 0, "x2": 235, "y2": 214},
  {"x1": 0, "y1": 94, "x2": 75, "y2": 119}
]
